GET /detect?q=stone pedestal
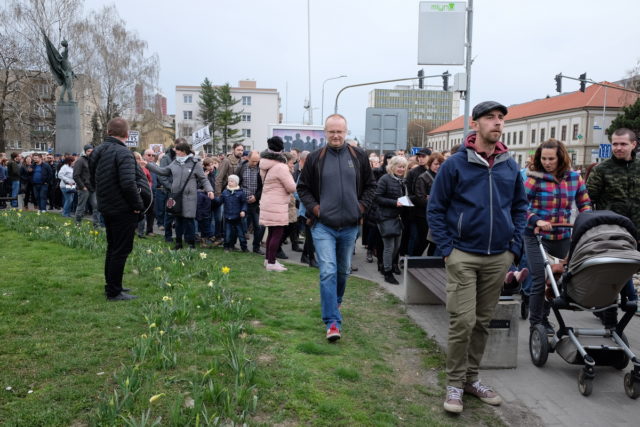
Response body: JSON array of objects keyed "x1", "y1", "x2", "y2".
[
  {"x1": 480, "y1": 299, "x2": 520, "y2": 369},
  {"x1": 55, "y1": 101, "x2": 82, "y2": 155}
]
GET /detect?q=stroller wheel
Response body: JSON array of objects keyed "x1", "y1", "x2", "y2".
[
  {"x1": 624, "y1": 372, "x2": 640, "y2": 399},
  {"x1": 612, "y1": 333, "x2": 630, "y2": 370},
  {"x1": 578, "y1": 369, "x2": 594, "y2": 396},
  {"x1": 520, "y1": 299, "x2": 529, "y2": 320},
  {"x1": 529, "y1": 324, "x2": 549, "y2": 367}
]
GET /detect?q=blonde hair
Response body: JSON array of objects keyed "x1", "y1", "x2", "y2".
[{"x1": 386, "y1": 155, "x2": 408, "y2": 175}]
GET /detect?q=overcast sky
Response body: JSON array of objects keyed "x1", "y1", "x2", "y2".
[{"x1": 84, "y1": 0, "x2": 640, "y2": 141}]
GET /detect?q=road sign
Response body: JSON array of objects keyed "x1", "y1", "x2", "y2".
[
  {"x1": 591, "y1": 149, "x2": 598, "y2": 163},
  {"x1": 593, "y1": 125, "x2": 602, "y2": 130},
  {"x1": 364, "y1": 108, "x2": 408, "y2": 153},
  {"x1": 126, "y1": 130, "x2": 140, "y2": 147},
  {"x1": 599, "y1": 143, "x2": 612, "y2": 159},
  {"x1": 411, "y1": 147, "x2": 421, "y2": 155}
]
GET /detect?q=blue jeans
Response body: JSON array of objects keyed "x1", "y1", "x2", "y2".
[
  {"x1": 33, "y1": 183, "x2": 48, "y2": 211},
  {"x1": 311, "y1": 222, "x2": 358, "y2": 329},
  {"x1": 10, "y1": 180, "x2": 19, "y2": 207},
  {"x1": 61, "y1": 188, "x2": 76, "y2": 217},
  {"x1": 224, "y1": 218, "x2": 247, "y2": 249},
  {"x1": 155, "y1": 188, "x2": 167, "y2": 227}
]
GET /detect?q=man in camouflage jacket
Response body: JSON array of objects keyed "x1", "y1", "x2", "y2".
[{"x1": 587, "y1": 127, "x2": 639, "y2": 326}]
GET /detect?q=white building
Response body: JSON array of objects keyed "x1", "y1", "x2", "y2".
[
  {"x1": 427, "y1": 82, "x2": 640, "y2": 168},
  {"x1": 174, "y1": 80, "x2": 280, "y2": 153}
]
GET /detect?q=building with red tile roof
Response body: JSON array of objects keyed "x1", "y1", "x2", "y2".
[{"x1": 427, "y1": 82, "x2": 639, "y2": 167}]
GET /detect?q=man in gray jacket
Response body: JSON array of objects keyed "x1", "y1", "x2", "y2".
[{"x1": 298, "y1": 114, "x2": 376, "y2": 342}]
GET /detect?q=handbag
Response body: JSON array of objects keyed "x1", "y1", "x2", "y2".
[
  {"x1": 166, "y1": 160, "x2": 195, "y2": 216},
  {"x1": 378, "y1": 217, "x2": 402, "y2": 237}
]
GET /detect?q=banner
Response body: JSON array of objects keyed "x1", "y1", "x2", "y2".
[{"x1": 192, "y1": 126, "x2": 211, "y2": 151}]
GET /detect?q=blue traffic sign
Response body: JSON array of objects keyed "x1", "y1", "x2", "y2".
[
  {"x1": 411, "y1": 147, "x2": 421, "y2": 155},
  {"x1": 599, "y1": 143, "x2": 611, "y2": 159}
]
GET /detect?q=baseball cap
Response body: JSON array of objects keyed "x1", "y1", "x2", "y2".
[
  {"x1": 416, "y1": 148, "x2": 432, "y2": 156},
  {"x1": 472, "y1": 101, "x2": 508, "y2": 120}
]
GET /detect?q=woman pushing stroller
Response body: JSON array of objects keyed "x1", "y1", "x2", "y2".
[{"x1": 523, "y1": 139, "x2": 592, "y2": 333}]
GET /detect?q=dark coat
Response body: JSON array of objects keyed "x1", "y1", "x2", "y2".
[
  {"x1": 235, "y1": 159, "x2": 263, "y2": 201},
  {"x1": 29, "y1": 162, "x2": 53, "y2": 185},
  {"x1": 220, "y1": 187, "x2": 248, "y2": 220},
  {"x1": 413, "y1": 170, "x2": 436, "y2": 219},
  {"x1": 90, "y1": 136, "x2": 144, "y2": 216},
  {"x1": 374, "y1": 173, "x2": 407, "y2": 221},
  {"x1": 73, "y1": 154, "x2": 93, "y2": 191}
]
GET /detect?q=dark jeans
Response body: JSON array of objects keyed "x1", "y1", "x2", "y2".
[
  {"x1": 303, "y1": 220, "x2": 316, "y2": 260},
  {"x1": 103, "y1": 212, "x2": 138, "y2": 297},
  {"x1": 33, "y1": 183, "x2": 48, "y2": 211},
  {"x1": 155, "y1": 188, "x2": 168, "y2": 228},
  {"x1": 175, "y1": 216, "x2": 195, "y2": 244},
  {"x1": 407, "y1": 216, "x2": 428, "y2": 256},
  {"x1": 524, "y1": 234, "x2": 571, "y2": 327},
  {"x1": 244, "y1": 203, "x2": 264, "y2": 251},
  {"x1": 225, "y1": 218, "x2": 247, "y2": 249},
  {"x1": 198, "y1": 216, "x2": 214, "y2": 238},
  {"x1": 213, "y1": 204, "x2": 224, "y2": 239}
]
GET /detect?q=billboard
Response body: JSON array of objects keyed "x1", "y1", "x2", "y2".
[
  {"x1": 269, "y1": 125, "x2": 326, "y2": 152},
  {"x1": 418, "y1": 1, "x2": 466, "y2": 65}
]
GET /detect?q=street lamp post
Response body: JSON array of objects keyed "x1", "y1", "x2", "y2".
[
  {"x1": 414, "y1": 122, "x2": 426, "y2": 148},
  {"x1": 321, "y1": 75, "x2": 347, "y2": 124}
]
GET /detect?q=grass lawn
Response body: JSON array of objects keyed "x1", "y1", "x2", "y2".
[{"x1": 0, "y1": 210, "x2": 504, "y2": 426}]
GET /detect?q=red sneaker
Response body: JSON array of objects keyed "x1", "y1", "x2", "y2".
[{"x1": 326, "y1": 324, "x2": 341, "y2": 342}]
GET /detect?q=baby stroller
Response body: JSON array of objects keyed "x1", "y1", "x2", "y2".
[{"x1": 528, "y1": 210, "x2": 640, "y2": 398}]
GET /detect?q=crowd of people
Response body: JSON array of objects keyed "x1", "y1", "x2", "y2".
[{"x1": 2, "y1": 105, "x2": 639, "y2": 416}]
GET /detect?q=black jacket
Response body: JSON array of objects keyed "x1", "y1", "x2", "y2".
[
  {"x1": 413, "y1": 170, "x2": 435, "y2": 219},
  {"x1": 73, "y1": 154, "x2": 93, "y2": 191},
  {"x1": 235, "y1": 159, "x2": 263, "y2": 201},
  {"x1": 297, "y1": 144, "x2": 376, "y2": 226},
  {"x1": 90, "y1": 136, "x2": 144, "y2": 215},
  {"x1": 374, "y1": 173, "x2": 407, "y2": 220}
]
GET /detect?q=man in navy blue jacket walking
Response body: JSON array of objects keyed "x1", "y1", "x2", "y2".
[{"x1": 428, "y1": 101, "x2": 527, "y2": 414}]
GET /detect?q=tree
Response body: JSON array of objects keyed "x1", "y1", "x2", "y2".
[
  {"x1": 215, "y1": 83, "x2": 243, "y2": 153},
  {"x1": 198, "y1": 77, "x2": 219, "y2": 153},
  {"x1": 607, "y1": 97, "x2": 640, "y2": 140},
  {"x1": 72, "y1": 5, "x2": 159, "y2": 140}
]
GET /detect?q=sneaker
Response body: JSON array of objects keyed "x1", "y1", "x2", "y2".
[
  {"x1": 326, "y1": 323, "x2": 341, "y2": 342},
  {"x1": 366, "y1": 250, "x2": 373, "y2": 263},
  {"x1": 266, "y1": 262, "x2": 287, "y2": 272},
  {"x1": 444, "y1": 386, "x2": 464, "y2": 413},
  {"x1": 463, "y1": 380, "x2": 502, "y2": 406},
  {"x1": 107, "y1": 292, "x2": 138, "y2": 301},
  {"x1": 264, "y1": 260, "x2": 285, "y2": 267}
]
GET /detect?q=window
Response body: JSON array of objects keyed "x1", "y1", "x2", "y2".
[
  {"x1": 242, "y1": 96, "x2": 252, "y2": 106},
  {"x1": 540, "y1": 128, "x2": 545, "y2": 142},
  {"x1": 183, "y1": 110, "x2": 193, "y2": 120},
  {"x1": 183, "y1": 94, "x2": 192, "y2": 103},
  {"x1": 180, "y1": 125, "x2": 193, "y2": 137},
  {"x1": 36, "y1": 123, "x2": 50, "y2": 132},
  {"x1": 519, "y1": 131, "x2": 523, "y2": 145},
  {"x1": 561, "y1": 125, "x2": 567, "y2": 141},
  {"x1": 38, "y1": 84, "x2": 49, "y2": 97},
  {"x1": 550, "y1": 127, "x2": 556, "y2": 139},
  {"x1": 518, "y1": 154, "x2": 523, "y2": 165},
  {"x1": 506, "y1": 133, "x2": 511, "y2": 144},
  {"x1": 242, "y1": 129, "x2": 251, "y2": 138},
  {"x1": 531, "y1": 129, "x2": 536, "y2": 144},
  {"x1": 34, "y1": 142, "x2": 47, "y2": 151},
  {"x1": 241, "y1": 113, "x2": 251, "y2": 122},
  {"x1": 572, "y1": 124, "x2": 579, "y2": 140}
]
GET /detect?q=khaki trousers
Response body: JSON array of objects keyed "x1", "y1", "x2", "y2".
[{"x1": 445, "y1": 248, "x2": 513, "y2": 388}]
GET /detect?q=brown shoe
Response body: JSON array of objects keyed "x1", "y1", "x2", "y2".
[
  {"x1": 443, "y1": 386, "x2": 463, "y2": 413},
  {"x1": 463, "y1": 380, "x2": 502, "y2": 405}
]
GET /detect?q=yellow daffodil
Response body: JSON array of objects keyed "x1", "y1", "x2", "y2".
[
  {"x1": 159, "y1": 330, "x2": 165, "y2": 336},
  {"x1": 221, "y1": 266, "x2": 230, "y2": 275},
  {"x1": 155, "y1": 266, "x2": 162, "y2": 271},
  {"x1": 146, "y1": 249, "x2": 153, "y2": 254},
  {"x1": 149, "y1": 393, "x2": 165, "y2": 403},
  {"x1": 141, "y1": 333, "x2": 147, "y2": 338},
  {"x1": 149, "y1": 323, "x2": 157, "y2": 328},
  {"x1": 199, "y1": 252, "x2": 207, "y2": 259},
  {"x1": 207, "y1": 281, "x2": 214, "y2": 287},
  {"x1": 162, "y1": 296, "x2": 171, "y2": 302},
  {"x1": 166, "y1": 282, "x2": 172, "y2": 287}
]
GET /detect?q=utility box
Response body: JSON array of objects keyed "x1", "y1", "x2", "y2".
[
  {"x1": 480, "y1": 299, "x2": 519, "y2": 369},
  {"x1": 453, "y1": 72, "x2": 467, "y2": 92}
]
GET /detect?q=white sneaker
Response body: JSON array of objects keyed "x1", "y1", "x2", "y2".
[
  {"x1": 264, "y1": 260, "x2": 284, "y2": 267},
  {"x1": 266, "y1": 262, "x2": 287, "y2": 272}
]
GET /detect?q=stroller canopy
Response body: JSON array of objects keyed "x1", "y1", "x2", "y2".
[{"x1": 567, "y1": 210, "x2": 638, "y2": 263}]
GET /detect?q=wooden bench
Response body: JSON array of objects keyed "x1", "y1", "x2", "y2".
[
  {"x1": 402, "y1": 256, "x2": 447, "y2": 304},
  {"x1": 401, "y1": 255, "x2": 520, "y2": 368}
]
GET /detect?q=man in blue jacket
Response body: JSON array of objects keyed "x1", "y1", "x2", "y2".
[{"x1": 427, "y1": 101, "x2": 527, "y2": 414}]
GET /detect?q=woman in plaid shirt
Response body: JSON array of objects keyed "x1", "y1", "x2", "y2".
[{"x1": 523, "y1": 139, "x2": 592, "y2": 333}]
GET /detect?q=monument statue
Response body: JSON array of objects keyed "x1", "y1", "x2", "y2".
[{"x1": 42, "y1": 30, "x2": 75, "y2": 102}]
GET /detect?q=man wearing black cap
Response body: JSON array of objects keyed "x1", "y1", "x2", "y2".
[
  {"x1": 406, "y1": 147, "x2": 432, "y2": 256},
  {"x1": 74, "y1": 144, "x2": 99, "y2": 225},
  {"x1": 428, "y1": 101, "x2": 527, "y2": 413}
]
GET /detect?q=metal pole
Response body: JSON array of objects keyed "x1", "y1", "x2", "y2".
[
  {"x1": 321, "y1": 75, "x2": 347, "y2": 124},
  {"x1": 601, "y1": 86, "x2": 607, "y2": 144},
  {"x1": 307, "y1": 0, "x2": 313, "y2": 125},
  {"x1": 462, "y1": 0, "x2": 473, "y2": 139}
]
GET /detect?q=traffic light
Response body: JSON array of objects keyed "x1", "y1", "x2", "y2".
[
  {"x1": 418, "y1": 69, "x2": 424, "y2": 89},
  {"x1": 555, "y1": 73, "x2": 562, "y2": 93},
  {"x1": 442, "y1": 70, "x2": 449, "y2": 91},
  {"x1": 579, "y1": 73, "x2": 587, "y2": 92}
]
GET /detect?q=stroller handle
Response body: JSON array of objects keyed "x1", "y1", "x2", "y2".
[{"x1": 534, "y1": 222, "x2": 573, "y2": 235}]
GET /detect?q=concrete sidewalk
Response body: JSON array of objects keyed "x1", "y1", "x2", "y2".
[{"x1": 335, "y1": 244, "x2": 640, "y2": 426}]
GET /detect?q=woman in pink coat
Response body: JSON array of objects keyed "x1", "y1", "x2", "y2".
[{"x1": 259, "y1": 137, "x2": 297, "y2": 271}]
